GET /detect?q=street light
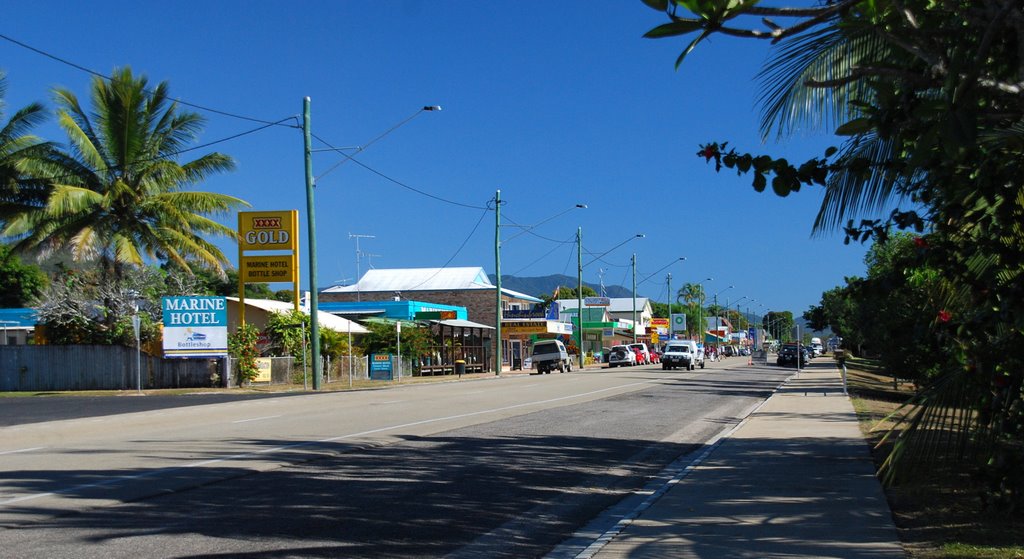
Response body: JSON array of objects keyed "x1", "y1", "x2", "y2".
[
  {"x1": 634, "y1": 257, "x2": 685, "y2": 342},
  {"x1": 698, "y1": 277, "x2": 712, "y2": 344},
  {"x1": 496, "y1": 201, "x2": 586, "y2": 374},
  {"x1": 571, "y1": 226, "x2": 636, "y2": 366},
  {"x1": 711, "y1": 285, "x2": 734, "y2": 353},
  {"x1": 303, "y1": 100, "x2": 440, "y2": 389},
  {"x1": 637, "y1": 257, "x2": 686, "y2": 285},
  {"x1": 582, "y1": 233, "x2": 645, "y2": 268}
]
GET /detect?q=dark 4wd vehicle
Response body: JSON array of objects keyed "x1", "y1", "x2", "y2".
[{"x1": 776, "y1": 343, "x2": 808, "y2": 367}]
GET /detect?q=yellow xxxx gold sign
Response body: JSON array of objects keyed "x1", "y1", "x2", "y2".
[{"x1": 238, "y1": 210, "x2": 298, "y2": 251}]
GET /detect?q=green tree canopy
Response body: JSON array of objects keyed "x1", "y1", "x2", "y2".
[
  {"x1": 645, "y1": 0, "x2": 1024, "y2": 508},
  {"x1": 0, "y1": 71, "x2": 55, "y2": 227},
  {"x1": 0, "y1": 243, "x2": 46, "y2": 307},
  {"x1": 3, "y1": 67, "x2": 248, "y2": 280}
]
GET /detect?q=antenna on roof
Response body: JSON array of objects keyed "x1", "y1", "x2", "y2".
[{"x1": 349, "y1": 233, "x2": 375, "y2": 302}]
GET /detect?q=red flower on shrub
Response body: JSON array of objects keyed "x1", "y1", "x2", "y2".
[
  {"x1": 937, "y1": 309, "x2": 952, "y2": 322},
  {"x1": 913, "y1": 236, "x2": 928, "y2": 248},
  {"x1": 699, "y1": 145, "x2": 717, "y2": 162}
]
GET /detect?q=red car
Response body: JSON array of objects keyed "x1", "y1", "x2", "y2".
[
  {"x1": 649, "y1": 349, "x2": 661, "y2": 363},
  {"x1": 631, "y1": 346, "x2": 646, "y2": 365}
]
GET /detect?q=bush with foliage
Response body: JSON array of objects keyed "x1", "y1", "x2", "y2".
[
  {"x1": 645, "y1": 0, "x2": 1024, "y2": 509},
  {"x1": 228, "y1": 323, "x2": 260, "y2": 385}
]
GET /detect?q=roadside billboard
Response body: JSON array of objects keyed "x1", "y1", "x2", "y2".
[
  {"x1": 670, "y1": 313, "x2": 687, "y2": 333},
  {"x1": 162, "y1": 296, "x2": 228, "y2": 357}
]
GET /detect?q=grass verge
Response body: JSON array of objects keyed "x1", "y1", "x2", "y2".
[{"x1": 845, "y1": 357, "x2": 1024, "y2": 558}]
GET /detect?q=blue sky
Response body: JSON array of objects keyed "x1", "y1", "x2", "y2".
[{"x1": 1, "y1": 1, "x2": 872, "y2": 317}]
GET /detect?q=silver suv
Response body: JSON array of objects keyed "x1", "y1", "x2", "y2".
[{"x1": 607, "y1": 345, "x2": 636, "y2": 368}]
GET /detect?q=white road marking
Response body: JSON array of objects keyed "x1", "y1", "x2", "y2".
[
  {"x1": 231, "y1": 415, "x2": 282, "y2": 424},
  {"x1": 0, "y1": 447, "x2": 46, "y2": 456},
  {"x1": 0, "y1": 374, "x2": 682, "y2": 508}
]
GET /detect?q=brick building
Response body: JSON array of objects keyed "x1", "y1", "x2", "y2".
[{"x1": 320, "y1": 267, "x2": 543, "y2": 372}]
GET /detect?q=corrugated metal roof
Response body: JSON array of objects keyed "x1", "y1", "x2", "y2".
[
  {"x1": 555, "y1": 298, "x2": 649, "y2": 313},
  {"x1": 0, "y1": 308, "x2": 37, "y2": 328},
  {"x1": 607, "y1": 297, "x2": 650, "y2": 312},
  {"x1": 227, "y1": 298, "x2": 369, "y2": 334},
  {"x1": 322, "y1": 267, "x2": 492, "y2": 293},
  {"x1": 321, "y1": 267, "x2": 542, "y2": 303},
  {"x1": 433, "y1": 318, "x2": 495, "y2": 330}
]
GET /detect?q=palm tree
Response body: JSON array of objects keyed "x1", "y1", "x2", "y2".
[
  {"x1": 3, "y1": 67, "x2": 248, "y2": 279},
  {"x1": 754, "y1": 14, "x2": 912, "y2": 235},
  {"x1": 676, "y1": 282, "x2": 704, "y2": 306},
  {"x1": 0, "y1": 72, "x2": 54, "y2": 225}
]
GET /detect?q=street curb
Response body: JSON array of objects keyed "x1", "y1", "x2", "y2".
[{"x1": 558, "y1": 371, "x2": 798, "y2": 559}]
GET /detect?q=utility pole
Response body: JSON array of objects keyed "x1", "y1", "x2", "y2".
[
  {"x1": 576, "y1": 227, "x2": 583, "y2": 368},
  {"x1": 302, "y1": 97, "x2": 322, "y2": 390},
  {"x1": 494, "y1": 189, "x2": 502, "y2": 376},
  {"x1": 632, "y1": 253, "x2": 637, "y2": 343},
  {"x1": 666, "y1": 272, "x2": 672, "y2": 340}
]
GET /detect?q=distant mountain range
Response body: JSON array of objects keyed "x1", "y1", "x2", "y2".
[{"x1": 487, "y1": 274, "x2": 633, "y2": 299}]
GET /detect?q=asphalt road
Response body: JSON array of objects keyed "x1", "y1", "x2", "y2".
[
  {"x1": 0, "y1": 359, "x2": 789, "y2": 558},
  {"x1": 0, "y1": 392, "x2": 310, "y2": 428}
]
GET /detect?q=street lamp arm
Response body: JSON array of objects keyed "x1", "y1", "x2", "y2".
[
  {"x1": 637, "y1": 257, "x2": 686, "y2": 285},
  {"x1": 504, "y1": 204, "x2": 587, "y2": 243},
  {"x1": 315, "y1": 105, "x2": 442, "y2": 182},
  {"x1": 582, "y1": 234, "x2": 644, "y2": 268}
]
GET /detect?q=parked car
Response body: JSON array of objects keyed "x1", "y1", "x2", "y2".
[
  {"x1": 531, "y1": 339, "x2": 571, "y2": 374},
  {"x1": 608, "y1": 345, "x2": 636, "y2": 368},
  {"x1": 649, "y1": 348, "x2": 661, "y2": 363},
  {"x1": 776, "y1": 343, "x2": 809, "y2": 367},
  {"x1": 631, "y1": 346, "x2": 646, "y2": 365},
  {"x1": 629, "y1": 343, "x2": 651, "y2": 365},
  {"x1": 662, "y1": 340, "x2": 703, "y2": 370},
  {"x1": 601, "y1": 347, "x2": 611, "y2": 363}
]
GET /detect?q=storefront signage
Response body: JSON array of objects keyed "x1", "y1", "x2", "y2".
[
  {"x1": 162, "y1": 296, "x2": 228, "y2": 357},
  {"x1": 503, "y1": 308, "x2": 547, "y2": 319},
  {"x1": 237, "y1": 209, "x2": 301, "y2": 323},
  {"x1": 415, "y1": 310, "x2": 458, "y2": 320},
  {"x1": 240, "y1": 255, "x2": 296, "y2": 283},
  {"x1": 238, "y1": 210, "x2": 298, "y2": 252},
  {"x1": 670, "y1": 313, "x2": 687, "y2": 333},
  {"x1": 254, "y1": 357, "x2": 273, "y2": 382},
  {"x1": 502, "y1": 321, "x2": 551, "y2": 335},
  {"x1": 369, "y1": 353, "x2": 394, "y2": 380},
  {"x1": 651, "y1": 317, "x2": 670, "y2": 335}
]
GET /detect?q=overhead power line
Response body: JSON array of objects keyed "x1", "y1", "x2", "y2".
[
  {"x1": 0, "y1": 32, "x2": 299, "y2": 127},
  {"x1": 19, "y1": 116, "x2": 297, "y2": 184}
]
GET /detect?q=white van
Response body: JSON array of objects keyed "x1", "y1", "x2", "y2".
[{"x1": 810, "y1": 337, "x2": 824, "y2": 357}]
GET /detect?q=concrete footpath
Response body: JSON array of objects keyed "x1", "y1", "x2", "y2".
[{"x1": 585, "y1": 360, "x2": 906, "y2": 558}]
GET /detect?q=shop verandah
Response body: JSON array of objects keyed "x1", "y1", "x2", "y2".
[{"x1": 416, "y1": 319, "x2": 493, "y2": 376}]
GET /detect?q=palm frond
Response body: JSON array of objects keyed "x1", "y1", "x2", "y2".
[
  {"x1": 812, "y1": 133, "x2": 914, "y2": 235},
  {"x1": 757, "y1": 23, "x2": 885, "y2": 140}
]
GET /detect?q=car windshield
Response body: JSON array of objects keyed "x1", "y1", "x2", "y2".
[{"x1": 667, "y1": 345, "x2": 689, "y2": 353}]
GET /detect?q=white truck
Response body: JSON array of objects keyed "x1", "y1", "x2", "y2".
[
  {"x1": 810, "y1": 337, "x2": 824, "y2": 357},
  {"x1": 661, "y1": 340, "x2": 704, "y2": 371},
  {"x1": 531, "y1": 340, "x2": 572, "y2": 374}
]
